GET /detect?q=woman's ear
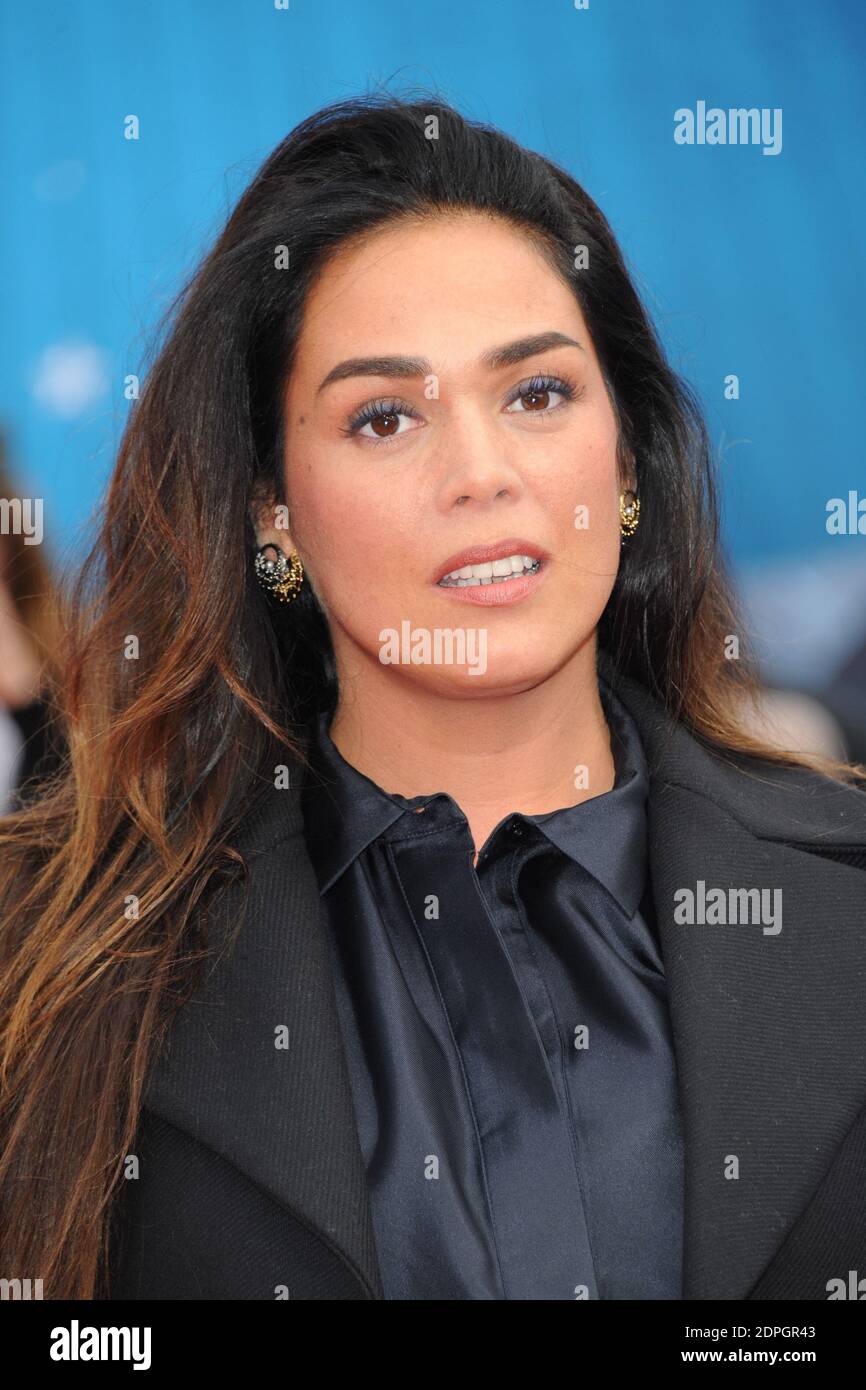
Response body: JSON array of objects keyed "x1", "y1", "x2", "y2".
[{"x1": 249, "y1": 486, "x2": 296, "y2": 554}]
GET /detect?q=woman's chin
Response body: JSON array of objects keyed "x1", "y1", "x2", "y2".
[{"x1": 398, "y1": 661, "x2": 557, "y2": 700}]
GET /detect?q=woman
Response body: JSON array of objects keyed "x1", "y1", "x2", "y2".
[{"x1": 2, "y1": 93, "x2": 865, "y2": 1303}]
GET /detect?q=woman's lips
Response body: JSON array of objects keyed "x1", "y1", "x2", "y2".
[{"x1": 433, "y1": 559, "x2": 548, "y2": 606}]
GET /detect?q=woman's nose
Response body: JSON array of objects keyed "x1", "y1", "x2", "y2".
[{"x1": 435, "y1": 419, "x2": 524, "y2": 510}]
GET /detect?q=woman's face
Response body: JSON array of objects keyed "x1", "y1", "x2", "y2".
[{"x1": 268, "y1": 212, "x2": 630, "y2": 697}]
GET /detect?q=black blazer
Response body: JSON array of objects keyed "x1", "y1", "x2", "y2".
[{"x1": 106, "y1": 652, "x2": 866, "y2": 1301}]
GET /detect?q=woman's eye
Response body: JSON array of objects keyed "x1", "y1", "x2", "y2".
[
  {"x1": 343, "y1": 398, "x2": 422, "y2": 446},
  {"x1": 357, "y1": 409, "x2": 417, "y2": 441},
  {"x1": 504, "y1": 375, "x2": 579, "y2": 415}
]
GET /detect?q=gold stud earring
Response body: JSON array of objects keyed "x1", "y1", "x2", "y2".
[
  {"x1": 254, "y1": 544, "x2": 304, "y2": 602},
  {"x1": 619, "y1": 490, "x2": 640, "y2": 538}
]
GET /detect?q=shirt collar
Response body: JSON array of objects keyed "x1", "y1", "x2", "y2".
[
  {"x1": 300, "y1": 674, "x2": 649, "y2": 917},
  {"x1": 523, "y1": 677, "x2": 649, "y2": 916}
]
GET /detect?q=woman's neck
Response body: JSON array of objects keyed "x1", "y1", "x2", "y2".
[{"x1": 328, "y1": 637, "x2": 615, "y2": 862}]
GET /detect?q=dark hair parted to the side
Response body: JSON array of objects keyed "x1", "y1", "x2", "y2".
[{"x1": 1, "y1": 90, "x2": 863, "y2": 1300}]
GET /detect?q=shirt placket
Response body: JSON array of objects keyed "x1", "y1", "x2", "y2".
[{"x1": 387, "y1": 815, "x2": 600, "y2": 1301}]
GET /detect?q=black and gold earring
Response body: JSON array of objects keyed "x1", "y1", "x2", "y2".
[
  {"x1": 619, "y1": 490, "x2": 640, "y2": 538},
  {"x1": 254, "y1": 543, "x2": 304, "y2": 603}
]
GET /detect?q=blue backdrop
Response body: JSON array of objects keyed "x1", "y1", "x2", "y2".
[{"x1": 2, "y1": 0, "x2": 865, "y2": 684}]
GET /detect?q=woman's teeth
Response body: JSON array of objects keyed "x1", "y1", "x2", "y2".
[{"x1": 438, "y1": 554, "x2": 541, "y2": 587}]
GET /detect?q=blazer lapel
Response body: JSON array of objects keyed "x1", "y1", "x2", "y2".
[
  {"x1": 601, "y1": 651, "x2": 866, "y2": 1300},
  {"x1": 141, "y1": 778, "x2": 384, "y2": 1299}
]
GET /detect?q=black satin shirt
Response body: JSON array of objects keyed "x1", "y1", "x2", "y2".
[{"x1": 300, "y1": 674, "x2": 684, "y2": 1300}]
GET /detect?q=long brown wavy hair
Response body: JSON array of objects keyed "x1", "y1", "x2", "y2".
[{"x1": 2, "y1": 91, "x2": 864, "y2": 1301}]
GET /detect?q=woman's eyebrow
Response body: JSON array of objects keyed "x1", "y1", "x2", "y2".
[{"x1": 315, "y1": 330, "x2": 585, "y2": 395}]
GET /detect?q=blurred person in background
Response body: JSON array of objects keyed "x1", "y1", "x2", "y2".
[
  {"x1": 737, "y1": 681, "x2": 851, "y2": 764},
  {"x1": 824, "y1": 634, "x2": 866, "y2": 766},
  {"x1": 0, "y1": 438, "x2": 63, "y2": 812}
]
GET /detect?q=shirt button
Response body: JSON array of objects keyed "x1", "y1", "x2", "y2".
[{"x1": 510, "y1": 818, "x2": 524, "y2": 837}]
